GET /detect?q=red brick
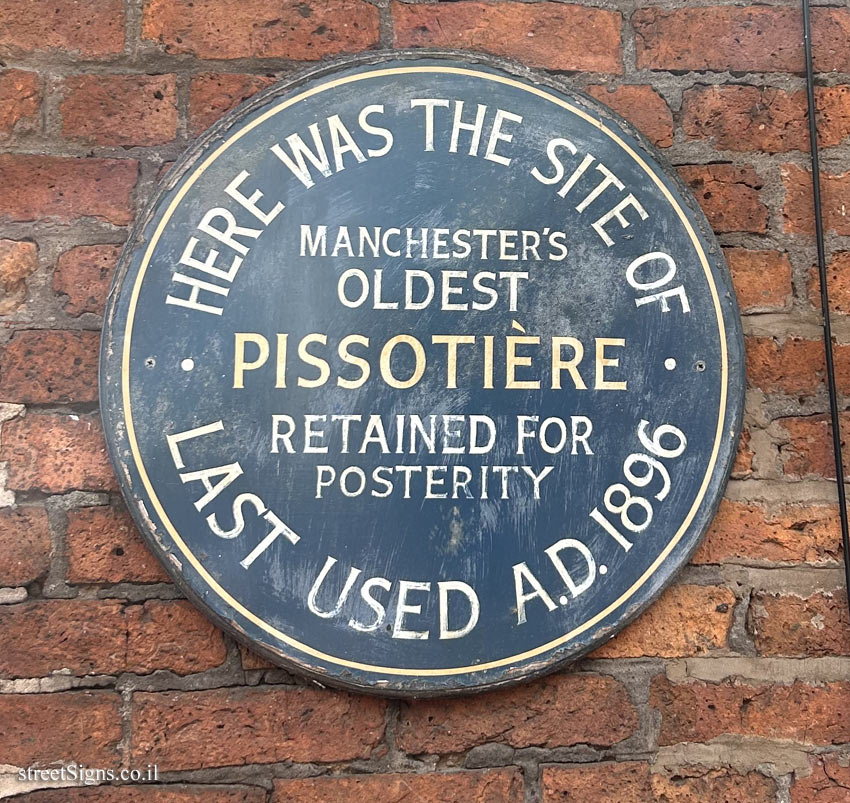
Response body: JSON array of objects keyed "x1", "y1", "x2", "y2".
[
  {"x1": 19, "y1": 788, "x2": 266, "y2": 803},
  {"x1": 142, "y1": 0, "x2": 379, "y2": 60},
  {"x1": 272, "y1": 769, "x2": 524, "y2": 803},
  {"x1": 683, "y1": 85, "x2": 850, "y2": 153},
  {"x1": 749, "y1": 591, "x2": 850, "y2": 657},
  {"x1": 0, "y1": 600, "x2": 126, "y2": 678},
  {"x1": 732, "y1": 429, "x2": 753, "y2": 479},
  {"x1": 61, "y1": 74, "x2": 177, "y2": 146},
  {"x1": 809, "y1": 252, "x2": 850, "y2": 316},
  {"x1": 651, "y1": 676, "x2": 850, "y2": 746},
  {"x1": 0, "y1": 413, "x2": 117, "y2": 493},
  {"x1": 654, "y1": 767, "x2": 777, "y2": 802},
  {"x1": 67, "y1": 505, "x2": 169, "y2": 584},
  {"x1": 0, "y1": 691, "x2": 121, "y2": 765},
  {"x1": 0, "y1": 329, "x2": 99, "y2": 404},
  {"x1": 677, "y1": 164, "x2": 767, "y2": 233},
  {"x1": 746, "y1": 336, "x2": 850, "y2": 396},
  {"x1": 0, "y1": 0, "x2": 124, "y2": 58},
  {"x1": 0, "y1": 507, "x2": 50, "y2": 586},
  {"x1": 240, "y1": 644, "x2": 274, "y2": 670},
  {"x1": 0, "y1": 70, "x2": 40, "y2": 135},
  {"x1": 694, "y1": 499, "x2": 843, "y2": 565},
  {"x1": 54, "y1": 243, "x2": 120, "y2": 317},
  {"x1": 131, "y1": 686, "x2": 387, "y2": 769},
  {"x1": 587, "y1": 85, "x2": 673, "y2": 147},
  {"x1": 792, "y1": 756, "x2": 850, "y2": 803},
  {"x1": 784, "y1": 164, "x2": 850, "y2": 235},
  {"x1": 544, "y1": 763, "x2": 653, "y2": 803},
  {"x1": 725, "y1": 248, "x2": 792, "y2": 313},
  {"x1": 125, "y1": 600, "x2": 227, "y2": 674},
  {"x1": 397, "y1": 673, "x2": 636, "y2": 754},
  {"x1": 393, "y1": 2, "x2": 622, "y2": 74},
  {"x1": 591, "y1": 585, "x2": 734, "y2": 659},
  {"x1": 0, "y1": 155, "x2": 137, "y2": 225},
  {"x1": 633, "y1": 7, "x2": 850, "y2": 73},
  {"x1": 190, "y1": 73, "x2": 276, "y2": 135},
  {"x1": 542, "y1": 763, "x2": 776, "y2": 803},
  {"x1": 779, "y1": 413, "x2": 850, "y2": 479},
  {"x1": 0, "y1": 238, "x2": 38, "y2": 315},
  {"x1": 0, "y1": 599, "x2": 226, "y2": 677}
]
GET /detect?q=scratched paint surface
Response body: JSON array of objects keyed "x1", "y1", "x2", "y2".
[{"x1": 101, "y1": 55, "x2": 744, "y2": 695}]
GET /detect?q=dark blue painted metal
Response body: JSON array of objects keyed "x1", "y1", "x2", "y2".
[{"x1": 100, "y1": 52, "x2": 745, "y2": 696}]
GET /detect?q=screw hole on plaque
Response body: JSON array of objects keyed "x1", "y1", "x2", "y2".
[
  {"x1": 145, "y1": 357, "x2": 156, "y2": 368},
  {"x1": 695, "y1": 360, "x2": 706, "y2": 372}
]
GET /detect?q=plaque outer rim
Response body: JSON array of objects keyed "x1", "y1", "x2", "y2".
[{"x1": 100, "y1": 49, "x2": 746, "y2": 697}]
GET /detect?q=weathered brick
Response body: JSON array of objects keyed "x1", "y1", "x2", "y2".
[
  {"x1": 677, "y1": 164, "x2": 767, "y2": 233},
  {"x1": 542, "y1": 763, "x2": 777, "y2": 802},
  {"x1": 54, "y1": 243, "x2": 120, "y2": 317},
  {"x1": 131, "y1": 686, "x2": 387, "y2": 769},
  {"x1": 0, "y1": 329, "x2": 99, "y2": 404},
  {"x1": 587, "y1": 85, "x2": 673, "y2": 147},
  {"x1": 0, "y1": 70, "x2": 40, "y2": 136},
  {"x1": 393, "y1": 2, "x2": 622, "y2": 73},
  {"x1": 809, "y1": 251, "x2": 850, "y2": 316},
  {"x1": 544, "y1": 763, "x2": 653, "y2": 803},
  {"x1": 0, "y1": 238, "x2": 38, "y2": 315},
  {"x1": 591, "y1": 585, "x2": 734, "y2": 659},
  {"x1": 732, "y1": 429, "x2": 753, "y2": 479},
  {"x1": 725, "y1": 248, "x2": 792, "y2": 313},
  {"x1": 61, "y1": 74, "x2": 178, "y2": 146},
  {"x1": 683, "y1": 85, "x2": 850, "y2": 153},
  {"x1": 746, "y1": 336, "x2": 850, "y2": 396},
  {"x1": 67, "y1": 505, "x2": 169, "y2": 584},
  {"x1": 749, "y1": 590, "x2": 850, "y2": 657},
  {"x1": 0, "y1": 507, "x2": 50, "y2": 586},
  {"x1": 633, "y1": 7, "x2": 850, "y2": 73},
  {"x1": 0, "y1": 155, "x2": 137, "y2": 225},
  {"x1": 190, "y1": 73, "x2": 276, "y2": 135},
  {"x1": 0, "y1": 691, "x2": 121, "y2": 765},
  {"x1": 397, "y1": 673, "x2": 636, "y2": 754},
  {"x1": 240, "y1": 644, "x2": 274, "y2": 670},
  {"x1": 778, "y1": 413, "x2": 850, "y2": 479},
  {"x1": 0, "y1": 600, "x2": 125, "y2": 678},
  {"x1": 784, "y1": 164, "x2": 850, "y2": 235},
  {"x1": 157, "y1": 161, "x2": 175, "y2": 180},
  {"x1": 792, "y1": 756, "x2": 850, "y2": 803},
  {"x1": 651, "y1": 676, "x2": 850, "y2": 745},
  {"x1": 0, "y1": 599, "x2": 226, "y2": 677},
  {"x1": 272, "y1": 769, "x2": 524, "y2": 803},
  {"x1": 125, "y1": 600, "x2": 227, "y2": 674},
  {"x1": 142, "y1": 0, "x2": 379, "y2": 60},
  {"x1": 657, "y1": 767, "x2": 777, "y2": 802},
  {"x1": 694, "y1": 499, "x2": 843, "y2": 565},
  {"x1": 0, "y1": 413, "x2": 117, "y2": 493},
  {"x1": 0, "y1": 0, "x2": 124, "y2": 58},
  {"x1": 18, "y1": 787, "x2": 266, "y2": 803}
]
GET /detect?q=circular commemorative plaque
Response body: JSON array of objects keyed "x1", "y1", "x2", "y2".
[{"x1": 101, "y1": 52, "x2": 745, "y2": 696}]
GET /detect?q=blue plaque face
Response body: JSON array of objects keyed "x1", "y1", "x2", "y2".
[{"x1": 101, "y1": 53, "x2": 744, "y2": 695}]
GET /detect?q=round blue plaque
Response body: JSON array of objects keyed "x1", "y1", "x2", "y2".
[{"x1": 101, "y1": 53, "x2": 745, "y2": 695}]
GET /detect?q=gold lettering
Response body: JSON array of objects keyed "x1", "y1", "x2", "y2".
[{"x1": 233, "y1": 333, "x2": 269, "y2": 388}]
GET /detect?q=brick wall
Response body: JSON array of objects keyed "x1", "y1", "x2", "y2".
[{"x1": 1, "y1": 1, "x2": 849, "y2": 801}]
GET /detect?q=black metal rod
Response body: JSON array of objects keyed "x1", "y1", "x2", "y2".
[{"x1": 802, "y1": 0, "x2": 850, "y2": 611}]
